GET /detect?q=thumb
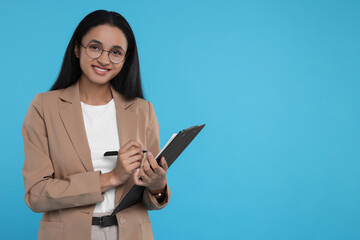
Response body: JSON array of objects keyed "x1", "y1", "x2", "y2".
[{"x1": 133, "y1": 169, "x2": 144, "y2": 186}]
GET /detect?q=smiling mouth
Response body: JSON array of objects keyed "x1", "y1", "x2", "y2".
[{"x1": 92, "y1": 65, "x2": 110, "y2": 72}]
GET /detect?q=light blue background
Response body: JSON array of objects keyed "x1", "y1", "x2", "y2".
[{"x1": 1, "y1": 0, "x2": 359, "y2": 239}]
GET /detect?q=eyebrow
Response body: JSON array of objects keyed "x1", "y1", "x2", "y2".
[{"x1": 88, "y1": 39, "x2": 125, "y2": 51}]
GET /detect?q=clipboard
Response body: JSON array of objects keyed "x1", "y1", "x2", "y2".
[{"x1": 109, "y1": 124, "x2": 205, "y2": 215}]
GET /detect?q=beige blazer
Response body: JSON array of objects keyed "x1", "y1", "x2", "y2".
[{"x1": 22, "y1": 81, "x2": 170, "y2": 240}]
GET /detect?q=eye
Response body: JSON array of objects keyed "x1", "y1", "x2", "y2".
[
  {"x1": 88, "y1": 43, "x2": 102, "y2": 52},
  {"x1": 111, "y1": 49, "x2": 124, "y2": 56}
]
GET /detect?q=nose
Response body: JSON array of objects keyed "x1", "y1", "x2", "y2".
[{"x1": 97, "y1": 51, "x2": 111, "y2": 65}]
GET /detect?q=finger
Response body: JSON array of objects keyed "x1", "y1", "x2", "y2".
[
  {"x1": 133, "y1": 169, "x2": 145, "y2": 186},
  {"x1": 134, "y1": 176, "x2": 144, "y2": 186},
  {"x1": 138, "y1": 167, "x2": 148, "y2": 178},
  {"x1": 118, "y1": 161, "x2": 141, "y2": 175},
  {"x1": 143, "y1": 159, "x2": 156, "y2": 178},
  {"x1": 120, "y1": 140, "x2": 141, "y2": 152},
  {"x1": 125, "y1": 155, "x2": 143, "y2": 164},
  {"x1": 160, "y1": 157, "x2": 168, "y2": 172},
  {"x1": 122, "y1": 148, "x2": 142, "y2": 158},
  {"x1": 146, "y1": 152, "x2": 163, "y2": 175},
  {"x1": 128, "y1": 161, "x2": 141, "y2": 172},
  {"x1": 138, "y1": 168, "x2": 151, "y2": 183}
]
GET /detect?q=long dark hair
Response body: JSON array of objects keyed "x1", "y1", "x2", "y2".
[{"x1": 50, "y1": 10, "x2": 144, "y2": 100}]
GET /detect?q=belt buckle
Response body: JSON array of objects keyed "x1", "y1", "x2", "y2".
[{"x1": 99, "y1": 216, "x2": 104, "y2": 227}]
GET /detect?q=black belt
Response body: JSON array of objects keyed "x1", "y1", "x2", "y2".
[{"x1": 92, "y1": 215, "x2": 118, "y2": 227}]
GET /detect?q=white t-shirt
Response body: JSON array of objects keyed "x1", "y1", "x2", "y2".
[{"x1": 80, "y1": 99, "x2": 119, "y2": 213}]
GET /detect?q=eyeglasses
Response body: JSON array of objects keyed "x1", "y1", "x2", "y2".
[{"x1": 80, "y1": 41, "x2": 126, "y2": 64}]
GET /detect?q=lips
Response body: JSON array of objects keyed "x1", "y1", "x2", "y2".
[{"x1": 91, "y1": 65, "x2": 110, "y2": 75}]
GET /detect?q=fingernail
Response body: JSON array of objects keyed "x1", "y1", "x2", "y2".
[{"x1": 147, "y1": 152, "x2": 152, "y2": 156}]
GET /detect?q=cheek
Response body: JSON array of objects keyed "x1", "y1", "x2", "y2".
[
  {"x1": 79, "y1": 54, "x2": 92, "y2": 71},
  {"x1": 113, "y1": 63, "x2": 125, "y2": 75}
]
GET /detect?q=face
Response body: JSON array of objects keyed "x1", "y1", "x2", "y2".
[{"x1": 75, "y1": 24, "x2": 128, "y2": 86}]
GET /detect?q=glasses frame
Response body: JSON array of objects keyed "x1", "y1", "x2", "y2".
[{"x1": 80, "y1": 42, "x2": 126, "y2": 64}]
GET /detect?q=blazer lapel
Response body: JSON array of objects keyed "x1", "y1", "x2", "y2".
[{"x1": 58, "y1": 81, "x2": 93, "y2": 172}]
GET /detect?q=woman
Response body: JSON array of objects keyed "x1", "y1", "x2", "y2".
[{"x1": 22, "y1": 10, "x2": 170, "y2": 240}]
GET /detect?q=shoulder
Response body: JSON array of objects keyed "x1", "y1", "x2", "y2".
[
  {"x1": 125, "y1": 97, "x2": 158, "y2": 126},
  {"x1": 126, "y1": 97, "x2": 156, "y2": 115},
  {"x1": 39, "y1": 89, "x2": 64, "y2": 102},
  {"x1": 31, "y1": 89, "x2": 64, "y2": 105},
  {"x1": 27, "y1": 89, "x2": 65, "y2": 115}
]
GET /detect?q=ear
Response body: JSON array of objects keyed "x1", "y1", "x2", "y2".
[{"x1": 74, "y1": 42, "x2": 80, "y2": 58}]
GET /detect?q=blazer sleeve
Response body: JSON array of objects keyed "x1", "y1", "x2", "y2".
[
  {"x1": 22, "y1": 93, "x2": 104, "y2": 213},
  {"x1": 141, "y1": 101, "x2": 171, "y2": 210}
]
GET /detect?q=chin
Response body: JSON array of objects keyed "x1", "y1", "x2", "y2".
[
  {"x1": 90, "y1": 78, "x2": 112, "y2": 85},
  {"x1": 88, "y1": 72, "x2": 113, "y2": 84}
]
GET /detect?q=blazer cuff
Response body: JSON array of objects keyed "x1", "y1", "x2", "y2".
[{"x1": 142, "y1": 185, "x2": 171, "y2": 210}]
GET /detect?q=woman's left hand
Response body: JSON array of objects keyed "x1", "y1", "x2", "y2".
[{"x1": 134, "y1": 152, "x2": 168, "y2": 193}]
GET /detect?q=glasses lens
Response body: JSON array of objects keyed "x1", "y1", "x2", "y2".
[
  {"x1": 109, "y1": 48, "x2": 126, "y2": 63},
  {"x1": 86, "y1": 43, "x2": 102, "y2": 58}
]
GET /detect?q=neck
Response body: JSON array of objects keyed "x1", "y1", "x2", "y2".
[{"x1": 79, "y1": 78, "x2": 113, "y2": 105}]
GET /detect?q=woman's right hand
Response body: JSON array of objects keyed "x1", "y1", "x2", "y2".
[{"x1": 111, "y1": 140, "x2": 143, "y2": 186}]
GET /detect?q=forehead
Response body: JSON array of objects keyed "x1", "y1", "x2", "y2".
[{"x1": 82, "y1": 24, "x2": 128, "y2": 50}]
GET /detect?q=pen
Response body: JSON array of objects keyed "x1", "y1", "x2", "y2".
[{"x1": 104, "y1": 150, "x2": 147, "y2": 156}]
